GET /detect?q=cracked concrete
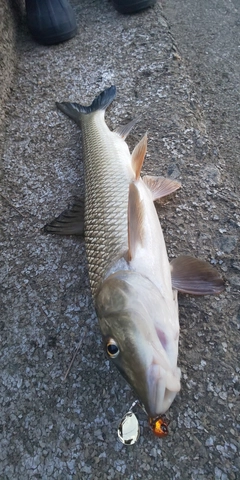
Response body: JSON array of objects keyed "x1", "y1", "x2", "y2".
[{"x1": 0, "y1": 0, "x2": 239, "y2": 478}]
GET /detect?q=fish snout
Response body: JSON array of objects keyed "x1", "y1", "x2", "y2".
[{"x1": 145, "y1": 361, "x2": 181, "y2": 417}]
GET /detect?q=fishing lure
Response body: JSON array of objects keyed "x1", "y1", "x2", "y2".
[{"x1": 117, "y1": 400, "x2": 170, "y2": 445}]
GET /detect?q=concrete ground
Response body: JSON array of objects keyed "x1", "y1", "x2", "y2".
[{"x1": 0, "y1": 0, "x2": 239, "y2": 479}]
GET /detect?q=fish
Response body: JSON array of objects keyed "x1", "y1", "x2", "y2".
[{"x1": 45, "y1": 86, "x2": 224, "y2": 419}]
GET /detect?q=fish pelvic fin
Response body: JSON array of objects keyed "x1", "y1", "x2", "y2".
[
  {"x1": 128, "y1": 183, "x2": 145, "y2": 261},
  {"x1": 43, "y1": 199, "x2": 84, "y2": 236},
  {"x1": 170, "y1": 255, "x2": 225, "y2": 295},
  {"x1": 56, "y1": 85, "x2": 116, "y2": 124},
  {"x1": 143, "y1": 175, "x2": 181, "y2": 201},
  {"x1": 131, "y1": 133, "x2": 148, "y2": 180}
]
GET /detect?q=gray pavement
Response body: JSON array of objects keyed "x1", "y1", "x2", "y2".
[{"x1": 0, "y1": 0, "x2": 239, "y2": 479}]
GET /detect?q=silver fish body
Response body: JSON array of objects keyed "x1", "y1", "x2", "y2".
[
  {"x1": 81, "y1": 110, "x2": 135, "y2": 296},
  {"x1": 54, "y1": 86, "x2": 224, "y2": 419},
  {"x1": 58, "y1": 87, "x2": 135, "y2": 295}
]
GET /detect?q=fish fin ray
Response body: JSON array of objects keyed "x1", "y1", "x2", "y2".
[
  {"x1": 131, "y1": 133, "x2": 147, "y2": 180},
  {"x1": 170, "y1": 255, "x2": 225, "y2": 295},
  {"x1": 56, "y1": 86, "x2": 116, "y2": 123},
  {"x1": 56, "y1": 102, "x2": 83, "y2": 125},
  {"x1": 128, "y1": 183, "x2": 145, "y2": 261},
  {"x1": 143, "y1": 175, "x2": 181, "y2": 201},
  {"x1": 43, "y1": 199, "x2": 84, "y2": 236},
  {"x1": 114, "y1": 117, "x2": 138, "y2": 139}
]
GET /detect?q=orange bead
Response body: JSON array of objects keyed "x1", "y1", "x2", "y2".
[{"x1": 149, "y1": 416, "x2": 169, "y2": 437}]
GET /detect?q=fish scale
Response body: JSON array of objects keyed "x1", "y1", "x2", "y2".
[{"x1": 81, "y1": 113, "x2": 134, "y2": 296}]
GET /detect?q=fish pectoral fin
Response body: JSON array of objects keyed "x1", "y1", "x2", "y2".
[
  {"x1": 114, "y1": 118, "x2": 138, "y2": 140},
  {"x1": 143, "y1": 175, "x2": 181, "y2": 201},
  {"x1": 128, "y1": 183, "x2": 145, "y2": 261},
  {"x1": 43, "y1": 198, "x2": 84, "y2": 236},
  {"x1": 170, "y1": 255, "x2": 225, "y2": 295},
  {"x1": 131, "y1": 133, "x2": 147, "y2": 180}
]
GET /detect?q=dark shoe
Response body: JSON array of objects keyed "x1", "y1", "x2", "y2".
[
  {"x1": 112, "y1": 0, "x2": 157, "y2": 14},
  {"x1": 25, "y1": 0, "x2": 77, "y2": 45}
]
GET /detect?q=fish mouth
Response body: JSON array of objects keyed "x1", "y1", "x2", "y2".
[{"x1": 145, "y1": 359, "x2": 181, "y2": 417}]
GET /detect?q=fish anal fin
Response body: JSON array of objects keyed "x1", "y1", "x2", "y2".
[
  {"x1": 128, "y1": 183, "x2": 145, "y2": 261},
  {"x1": 43, "y1": 198, "x2": 84, "y2": 236},
  {"x1": 114, "y1": 118, "x2": 138, "y2": 140},
  {"x1": 170, "y1": 255, "x2": 225, "y2": 295},
  {"x1": 131, "y1": 133, "x2": 147, "y2": 180},
  {"x1": 143, "y1": 175, "x2": 181, "y2": 201}
]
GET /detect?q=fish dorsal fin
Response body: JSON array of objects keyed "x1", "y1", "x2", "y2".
[
  {"x1": 143, "y1": 175, "x2": 181, "y2": 201},
  {"x1": 128, "y1": 183, "x2": 145, "y2": 261},
  {"x1": 114, "y1": 118, "x2": 138, "y2": 140},
  {"x1": 44, "y1": 199, "x2": 84, "y2": 236},
  {"x1": 131, "y1": 133, "x2": 147, "y2": 180},
  {"x1": 170, "y1": 256, "x2": 225, "y2": 295}
]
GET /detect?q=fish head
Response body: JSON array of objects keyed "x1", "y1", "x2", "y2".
[{"x1": 96, "y1": 270, "x2": 181, "y2": 417}]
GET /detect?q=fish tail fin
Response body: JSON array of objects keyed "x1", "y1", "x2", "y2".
[{"x1": 56, "y1": 85, "x2": 116, "y2": 124}]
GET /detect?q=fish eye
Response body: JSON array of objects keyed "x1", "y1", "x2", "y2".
[{"x1": 106, "y1": 339, "x2": 119, "y2": 358}]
